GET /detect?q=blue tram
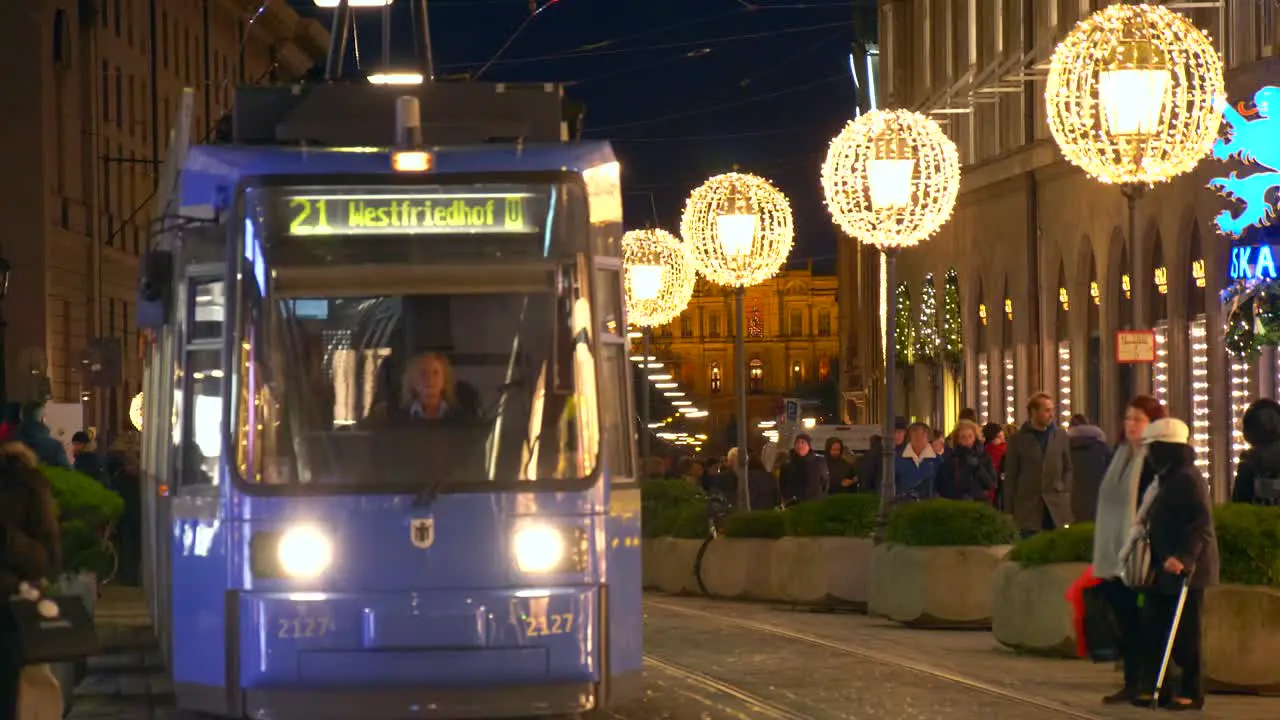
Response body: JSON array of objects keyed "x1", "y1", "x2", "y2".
[{"x1": 136, "y1": 80, "x2": 642, "y2": 719}]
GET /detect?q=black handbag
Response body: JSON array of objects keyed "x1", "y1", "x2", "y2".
[
  {"x1": 1080, "y1": 585, "x2": 1122, "y2": 663},
  {"x1": 7, "y1": 594, "x2": 100, "y2": 665}
]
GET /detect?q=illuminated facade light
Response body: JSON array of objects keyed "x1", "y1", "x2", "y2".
[
  {"x1": 1059, "y1": 287, "x2": 1069, "y2": 311},
  {"x1": 1058, "y1": 341, "x2": 1071, "y2": 428},
  {"x1": 1191, "y1": 259, "x2": 1206, "y2": 288},
  {"x1": 1122, "y1": 274, "x2": 1132, "y2": 299},
  {"x1": 1152, "y1": 321, "x2": 1169, "y2": 408},
  {"x1": 978, "y1": 354, "x2": 991, "y2": 423},
  {"x1": 1189, "y1": 317, "x2": 1211, "y2": 485},
  {"x1": 978, "y1": 303, "x2": 988, "y2": 326},
  {"x1": 1230, "y1": 356, "x2": 1251, "y2": 485},
  {"x1": 1003, "y1": 352, "x2": 1016, "y2": 424},
  {"x1": 1004, "y1": 297, "x2": 1013, "y2": 320},
  {"x1": 1090, "y1": 280, "x2": 1100, "y2": 305},
  {"x1": 1154, "y1": 266, "x2": 1168, "y2": 295},
  {"x1": 1045, "y1": 3, "x2": 1226, "y2": 186}
]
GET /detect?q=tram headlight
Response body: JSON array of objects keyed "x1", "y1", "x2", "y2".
[
  {"x1": 276, "y1": 525, "x2": 333, "y2": 579},
  {"x1": 512, "y1": 523, "x2": 569, "y2": 574}
]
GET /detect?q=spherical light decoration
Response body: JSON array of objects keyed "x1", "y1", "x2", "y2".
[
  {"x1": 821, "y1": 109, "x2": 961, "y2": 250},
  {"x1": 1044, "y1": 3, "x2": 1224, "y2": 186},
  {"x1": 621, "y1": 228, "x2": 696, "y2": 328},
  {"x1": 130, "y1": 392, "x2": 144, "y2": 431},
  {"x1": 680, "y1": 172, "x2": 794, "y2": 288}
]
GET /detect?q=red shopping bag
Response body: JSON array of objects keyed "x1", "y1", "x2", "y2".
[{"x1": 1064, "y1": 565, "x2": 1102, "y2": 658}]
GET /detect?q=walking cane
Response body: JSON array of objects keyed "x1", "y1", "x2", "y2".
[{"x1": 1152, "y1": 573, "x2": 1192, "y2": 709}]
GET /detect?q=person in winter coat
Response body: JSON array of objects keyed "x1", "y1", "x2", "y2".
[
  {"x1": 1002, "y1": 393, "x2": 1074, "y2": 537},
  {"x1": 892, "y1": 423, "x2": 941, "y2": 501},
  {"x1": 744, "y1": 450, "x2": 781, "y2": 510},
  {"x1": 0, "y1": 441, "x2": 62, "y2": 718},
  {"x1": 16, "y1": 402, "x2": 70, "y2": 469},
  {"x1": 779, "y1": 434, "x2": 829, "y2": 505},
  {"x1": 1092, "y1": 394, "x2": 1164, "y2": 705},
  {"x1": 982, "y1": 423, "x2": 1007, "y2": 506},
  {"x1": 1067, "y1": 414, "x2": 1112, "y2": 523},
  {"x1": 824, "y1": 437, "x2": 858, "y2": 493},
  {"x1": 1232, "y1": 398, "x2": 1280, "y2": 505},
  {"x1": 1131, "y1": 418, "x2": 1220, "y2": 710},
  {"x1": 856, "y1": 435, "x2": 883, "y2": 493},
  {"x1": 935, "y1": 420, "x2": 997, "y2": 501}
]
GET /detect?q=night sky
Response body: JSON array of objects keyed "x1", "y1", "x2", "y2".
[{"x1": 286, "y1": 0, "x2": 871, "y2": 270}]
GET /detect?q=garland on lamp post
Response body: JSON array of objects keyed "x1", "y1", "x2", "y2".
[
  {"x1": 894, "y1": 281, "x2": 914, "y2": 369},
  {"x1": 914, "y1": 273, "x2": 939, "y2": 362},
  {"x1": 941, "y1": 267, "x2": 963, "y2": 366}
]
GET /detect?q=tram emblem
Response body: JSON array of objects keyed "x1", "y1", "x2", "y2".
[{"x1": 409, "y1": 518, "x2": 435, "y2": 549}]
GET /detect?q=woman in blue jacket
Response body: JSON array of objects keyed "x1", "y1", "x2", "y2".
[{"x1": 893, "y1": 422, "x2": 941, "y2": 501}]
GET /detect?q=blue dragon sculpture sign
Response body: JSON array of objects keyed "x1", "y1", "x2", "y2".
[{"x1": 1209, "y1": 86, "x2": 1280, "y2": 237}]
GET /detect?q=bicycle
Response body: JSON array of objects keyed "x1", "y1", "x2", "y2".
[
  {"x1": 693, "y1": 491, "x2": 731, "y2": 596},
  {"x1": 97, "y1": 520, "x2": 121, "y2": 587}
]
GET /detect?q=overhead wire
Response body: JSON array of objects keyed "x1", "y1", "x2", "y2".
[{"x1": 473, "y1": 0, "x2": 566, "y2": 80}]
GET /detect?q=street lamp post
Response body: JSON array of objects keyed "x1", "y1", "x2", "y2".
[
  {"x1": 822, "y1": 110, "x2": 961, "y2": 541},
  {"x1": 1045, "y1": 4, "x2": 1225, "y2": 397},
  {"x1": 622, "y1": 229, "x2": 696, "y2": 468},
  {"x1": 683, "y1": 173, "x2": 794, "y2": 510}
]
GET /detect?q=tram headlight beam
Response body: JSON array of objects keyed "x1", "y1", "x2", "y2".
[
  {"x1": 512, "y1": 522, "x2": 586, "y2": 574},
  {"x1": 275, "y1": 525, "x2": 334, "y2": 579}
]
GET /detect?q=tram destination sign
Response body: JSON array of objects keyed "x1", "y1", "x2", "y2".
[{"x1": 275, "y1": 190, "x2": 542, "y2": 237}]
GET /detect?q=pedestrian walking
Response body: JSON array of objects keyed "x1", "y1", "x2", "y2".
[{"x1": 1067, "y1": 413, "x2": 1111, "y2": 523}]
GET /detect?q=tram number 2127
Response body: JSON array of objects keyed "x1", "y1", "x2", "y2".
[
  {"x1": 277, "y1": 616, "x2": 333, "y2": 640},
  {"x1": 524, "y1": 613, "x2": 574, "y2": 638}
]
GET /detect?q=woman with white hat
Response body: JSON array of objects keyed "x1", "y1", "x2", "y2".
[{"x1": 1129, "y1": 417, "x2": 1220, "y2": 710}]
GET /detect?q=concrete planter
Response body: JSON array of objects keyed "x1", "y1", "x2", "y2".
[
  {"x1": 771, "y1": 537, "x2": 873, "y2": 606},
  {"x1": 648, "y1": 537, "x2": 703, "y2": 595},
  {"x1": 1203, "y1": 585, "x2": 1280, "y2": 694},
  {"x1": 990, "y1": 562, "x2": 1087, "y2": 657},
  {"x1": 696, "y1": 538, "x2": 775, "y2": 599},
  {"x1": 868, "y1": 543, "x2": 1013, "y2": 628}
]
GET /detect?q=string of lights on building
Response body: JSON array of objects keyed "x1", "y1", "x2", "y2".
[{"x1": 629, "y1": 330, "x2": 707, "y2": 449}]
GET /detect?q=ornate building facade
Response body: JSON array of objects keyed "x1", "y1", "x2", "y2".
[
  {"x1": 0, "y1": 0, "x2": 325, "y2": 436},
  {"x1": 842, "y1": 0, "x2": 1280, "y2": 501},
  {"x1": 649, "y1": 268, "x2": 840, "y2": 451}
]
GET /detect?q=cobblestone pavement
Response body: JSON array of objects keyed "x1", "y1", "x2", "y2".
[{"x1": 65, "y1": 588, "x2": 1280, "y2": 719}]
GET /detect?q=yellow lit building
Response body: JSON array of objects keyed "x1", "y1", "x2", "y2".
[{"x1": 647, "y1": 268, "x2": 839, "y2": 451}]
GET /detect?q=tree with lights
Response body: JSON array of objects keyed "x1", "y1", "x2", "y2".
[
  {"x1": 914, "y1": 274, "x2": 939, "y2": 362},
  {"x1": 942, "y1": 268, "x2": 963, "y2": 365},
  {"x1": 749, "y1": 300, "x2": 764, "y2": 338},
  {"x1": 894, "y1": 282, "x2": 913, "y2": 368}
]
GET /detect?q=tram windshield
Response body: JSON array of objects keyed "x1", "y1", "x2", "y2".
[{"x1": 228, "y1": 182, "x2": 609, "y2": 491}]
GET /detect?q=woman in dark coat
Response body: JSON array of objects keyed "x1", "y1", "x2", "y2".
[
  {"x1": 1232, "y1": 398, "x2": 1280, "y2": 505},
  {"x1": 0, "y1": 441, "x2": 62, "y2": 717},
  {"x1": 1131, "y1": 418, "x2": 1219, "y2": 710},
  {"x1": 935, "y1": 420, "x2": 996, "y2": 501},
  {"x1": 779, "y1": 434, "x2": 828, "y2": 505}
]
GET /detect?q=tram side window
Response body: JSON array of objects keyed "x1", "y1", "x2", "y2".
[
  {"x1": 189, "y1": 280, "x2": 226, "y2": 342},
  {"x1": 595, "y1": 266, "x2": 634, "y2": 480},
  {"x1": 182, "y1": 349, "x2": 224, "y2": 486}
]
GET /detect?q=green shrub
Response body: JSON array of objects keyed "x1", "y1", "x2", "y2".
[
  {"x1": 722, "y1": 509, "x2": 787, "y2": 539},
  {"x1": 784, "y1": 494, "x2": 879, "y2": 538},
  {"x1": 41, "y1": 465, "x2": 124, "y2": 526},
  {"x1": 1008, "y1": 523, "x2": 1095, "y2": 566},
  {"x1": 1214, "y1": 503, "x2": 1280, "y2": 587},
  {"x1": 641, "y1": 478, "x2": 708, "y2": 539},
  {"x1": 885, "y1": 499, "x2": 1018, "y2": 547},
  {"x1": 39, "y1": 465, "x2": 124, "y2": 574}
]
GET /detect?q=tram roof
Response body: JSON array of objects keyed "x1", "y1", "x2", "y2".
[{"x1": 178, "y1": 142, "x2": 618, "y2": 208}]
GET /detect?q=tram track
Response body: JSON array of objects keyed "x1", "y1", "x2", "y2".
[
  {"x1": 642, "y1": 653, "x2": 807, "y2": 720},
  {"x1": 646, "y1": 599, "x2": 1108, "y2": 720}
]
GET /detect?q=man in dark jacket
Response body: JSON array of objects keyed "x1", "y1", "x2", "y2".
[
  {"x1": 824, "y1": 437, "x2": 857, "y2": 492},
  {"x1": 1067, "y1": 414, "x2": 1111, "y2": 523},
  {"x1": 1232, "y1": 398, "x2": 1280, "y2": 505},
  {"x1": 1003, "y1": 393, "x2": 1074, "y2": 537},
  {"x1": 779, "y1": 434, "x2": 828, "y2": 505},
  {"x1": 17, "y1": 402, "x2": 70, "y2": 469}
]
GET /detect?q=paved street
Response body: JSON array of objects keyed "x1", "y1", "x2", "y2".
[{"x1": 68, "y1": 588, "x2": 1280, "y2": 719}]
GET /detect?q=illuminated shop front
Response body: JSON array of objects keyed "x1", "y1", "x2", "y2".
[{"x1": 1056, "y1": 281, "x2": 1070, "y2": 427}]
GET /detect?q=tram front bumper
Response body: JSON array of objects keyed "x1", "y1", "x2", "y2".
[{"x1": 236, "y1": 586, "x2": 600, "y2": 717}]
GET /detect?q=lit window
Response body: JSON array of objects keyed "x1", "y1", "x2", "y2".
[
  {"x1": 710, "y1": 362, "x2": 722, "y2": 393},
  {"x1": 749, "y1": 358, "x2": 764, "y2": 393}
]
